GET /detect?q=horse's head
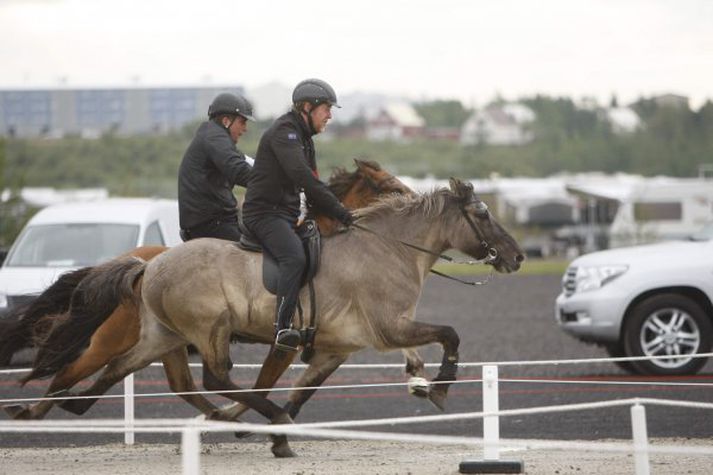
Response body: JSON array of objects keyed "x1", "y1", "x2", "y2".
[{"x1": 448, "y1": 178, "x2": 524, "y2": 273}]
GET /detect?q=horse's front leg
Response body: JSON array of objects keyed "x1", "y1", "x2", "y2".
[
  {"x1": 402, "y1": 348, "x2": 430, "y2": 399},
  {"x1": 382, "y1": 319, "x2": 459, "y2": 411},
  {"x1": 283, "y1": 351, "x2": 348, "y2": 420}
]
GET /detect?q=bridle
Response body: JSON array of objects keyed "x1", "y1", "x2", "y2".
[{"x1": 350, "y1": 197, "x2": 499, "y2": 286}]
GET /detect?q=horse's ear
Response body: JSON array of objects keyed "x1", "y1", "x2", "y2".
[
  {"x1": 449, "y1": 178, "x2": 474, "y2": 200},
  {"x1": 354, "y1": 158, "x2": 380, "y2": 173}
]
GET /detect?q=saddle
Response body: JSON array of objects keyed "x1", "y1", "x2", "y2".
[
  {"x1": 237, "y1": 215, "x2": 321, "y2": 362},
  {"x1": 238, "y1": 219, "x2": 321, "y2": 294}
]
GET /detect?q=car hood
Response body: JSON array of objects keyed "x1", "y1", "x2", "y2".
[
  {"x1": 0, "y1": 266, "x2": 76, "y2": 296},
  {"x1": 572, "y1": 239, "x2": 711, "y2": 267}
]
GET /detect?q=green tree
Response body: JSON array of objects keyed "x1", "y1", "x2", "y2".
[
  {"x1": 413, "y1": 100, "x2": 471, "y2": 128},
  {"x1": 0, "y1": 138, "x2": 37, "y2": 249}
]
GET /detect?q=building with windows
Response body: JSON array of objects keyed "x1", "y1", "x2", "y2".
[{"x1": 0, "y1": 85, "x2": 244, "y2": 138}]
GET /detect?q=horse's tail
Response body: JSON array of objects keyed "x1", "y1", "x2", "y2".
[
  {"x1": 20, "y1": 257, "x2": 147, "y2": 384},
  {"x1": 0, "y1": 266, "x2": 92, "y2": 367}
]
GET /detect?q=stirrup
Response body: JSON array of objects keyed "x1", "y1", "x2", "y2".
[{"x1": 274, "y1": 329, "x2": 301, "y2": 352}]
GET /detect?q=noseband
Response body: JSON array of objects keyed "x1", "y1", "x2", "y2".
[{"x1": 459, "y1": 199, "x2": 499, "y2": 265}]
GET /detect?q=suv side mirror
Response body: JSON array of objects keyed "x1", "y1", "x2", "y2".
[{"x1": 0, "y1": 249, "x2": 7, "y2": 266}]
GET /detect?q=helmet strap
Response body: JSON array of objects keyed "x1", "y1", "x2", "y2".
[
  {"x1": 303, "y1": 103, "x2": 318, "y2": 135},
  {"x1": 222, "y1": 115, "x2": 237, "y2": 131}
]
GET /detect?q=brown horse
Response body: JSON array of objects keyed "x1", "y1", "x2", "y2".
[
  {"x1": 26, "y1": 179, "x2": 524, "y2": 457},
  {"x1": 3, "y1": 159, "x2": 413, "y2": 420}
]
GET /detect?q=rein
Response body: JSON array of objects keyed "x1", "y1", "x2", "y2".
[{"x1": 350, "y1": 206, "x2": 497, "y2": 287}]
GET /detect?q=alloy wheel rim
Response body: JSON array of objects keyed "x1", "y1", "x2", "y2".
[{"x1": 639, "y1": 307, "x2": 700, "y2": 369}]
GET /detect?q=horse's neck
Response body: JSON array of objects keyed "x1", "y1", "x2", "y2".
[{"x1": 360, "y1": 212, "x2": 447, "y2": 268}]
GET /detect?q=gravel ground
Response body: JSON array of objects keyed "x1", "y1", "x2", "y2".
[{"x1": 0, "y1": 438, "x2": 712, "y2": 474}]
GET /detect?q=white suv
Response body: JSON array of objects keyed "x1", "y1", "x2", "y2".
[{"x1": 555, "y1": 223, "x2": 713, "y2": 375}]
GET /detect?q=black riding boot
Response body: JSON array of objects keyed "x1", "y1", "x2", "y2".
[{"x1": 274, "y1": 296, "x2": 300, "y2": 352}]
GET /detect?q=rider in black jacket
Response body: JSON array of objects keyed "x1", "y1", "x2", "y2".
[
  {"x1": 178, "y1": 92, "x2": 255, "y2": 241},
  {"x1": 242, "y1": 79, "x2": 353, "y2": 351}
]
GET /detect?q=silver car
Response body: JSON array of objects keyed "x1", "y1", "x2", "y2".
[{"x1": 555, "y1": 223, "x2": 713, "y2": 375}]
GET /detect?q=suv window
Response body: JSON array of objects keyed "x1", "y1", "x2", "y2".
[{"x1": 143, "y1": 221, "x2": 165, "y2": 246}]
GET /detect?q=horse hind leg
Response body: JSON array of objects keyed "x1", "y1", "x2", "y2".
[
  {"x1": 58, "y1": 320, "x2": 184, "y2": 416},
  {"x1": 2, "y1": 322, "x2": 138, "y2": 420},
  {"x1": 197, "y1": 324, "x2": 295, "y2": 458}
]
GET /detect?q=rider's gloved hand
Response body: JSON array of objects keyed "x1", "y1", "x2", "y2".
[{"x1": 339, "y1": 210, "x2": 355, "y2": 227}]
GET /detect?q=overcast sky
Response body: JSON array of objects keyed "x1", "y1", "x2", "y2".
[{"x1": 1, "y1": 0, "x2": 712, "y2": 108}]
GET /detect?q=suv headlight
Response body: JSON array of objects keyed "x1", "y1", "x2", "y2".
[{"x1": 572, "y1": 265, "x2": 628, "y2": 293}]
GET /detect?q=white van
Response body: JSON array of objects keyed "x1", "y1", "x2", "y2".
[{"x1": 0, "y1": 198, "x2": 180, "y2": 318}]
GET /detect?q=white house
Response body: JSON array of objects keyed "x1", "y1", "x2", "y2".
[
  {"x1": 366, "y1": 103, "x2": 425, "y2": 142},
  {"x1": 460, "y1": 103, "x2": 536, "y2": 146}
]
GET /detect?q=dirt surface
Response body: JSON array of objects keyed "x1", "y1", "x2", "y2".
[{"x1": 0, "y1": 438, "x2": 711, "y2": 474}]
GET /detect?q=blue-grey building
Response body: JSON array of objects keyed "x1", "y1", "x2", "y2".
[{"x1": 0, "y1": 85, "x2": 244, "y2": 138}]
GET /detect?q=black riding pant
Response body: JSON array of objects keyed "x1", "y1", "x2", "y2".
[
  {"x1": 242, "y1": 214, "x2": 305, "y2": 328},
  {"x1": 181, "y1": 214, "x2": 241, "y2": 242}
]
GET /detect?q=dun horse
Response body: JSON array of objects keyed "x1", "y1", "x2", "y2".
[
  {"x1": 17, "y1": 179, "x2": 524, "y2": 457},
  {"x1": 2, "y1": 159, "x2": 415, "y2": 420}
]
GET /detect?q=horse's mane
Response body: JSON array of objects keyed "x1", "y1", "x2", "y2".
[
  {"x1": 327, "y1": 159, "x2": 383, "y2": 199},
  {"x1": 356, "y1": 188, "x2": 456, "y2": 223}
]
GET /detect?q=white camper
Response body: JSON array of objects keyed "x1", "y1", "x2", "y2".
[{"x1": 609, "y1": 179, "x2": 713, "y2": 248}]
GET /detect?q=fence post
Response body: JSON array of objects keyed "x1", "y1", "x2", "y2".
[
  {"x1": 182, "y1": 426, "x2": 201, "y2": 475},
  {"x1": 124, "y1": 373, "x2": 135, "y2": 445},
  {"x1": 482, "y1": 364, "x2": 500, "y2": 460},
  {"x1": 459, "y1": 365, "x2": 523, "y2": 474},
  {"x1": 631, "y1": 403, "x2": 650, "y2": 475}
]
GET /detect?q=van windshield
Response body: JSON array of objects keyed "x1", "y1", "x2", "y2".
[{"x1": 6, "y1": 223, "x2": 139, "y2": 267}]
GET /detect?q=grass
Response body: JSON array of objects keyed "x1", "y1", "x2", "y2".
[{"x1": 432, "y1": 257, "x2": 571, "y2": 276}]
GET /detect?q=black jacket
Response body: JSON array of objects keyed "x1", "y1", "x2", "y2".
[
  {"x1": 178, "y1": 120, "x2": 252, "y2": 229},
  {"x1": 242, "y1": 111, "x2": 350, "y2": 223}
]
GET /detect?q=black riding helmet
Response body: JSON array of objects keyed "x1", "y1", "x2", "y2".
[
  {"x1": 208, "y1": 93, "x2": 256, "y2": 121},
  {"x1": 292, "y1": 79, "x2": 341, "y2": 108}
]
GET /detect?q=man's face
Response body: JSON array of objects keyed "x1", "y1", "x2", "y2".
[
  {"x1": 227, "y1": 116, "x2": 248, "y2": 143},
  {"x1": 308, "y1": 103, "x2": 333, "y2": 134}
]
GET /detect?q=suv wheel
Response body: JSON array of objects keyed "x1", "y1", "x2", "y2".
[{"x1": 624, "y1": 294, "x2": 712, "y2": 376}]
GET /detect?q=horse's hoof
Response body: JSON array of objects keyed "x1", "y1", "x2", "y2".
[
  {"x1": 427, "y1": 387, "x2": 447, "y2": 411},
  {"x1": 270, "y1": 438, "x2": 297, "y2": 458},
  {"x1": 408, "y1": 377, "x2": 430, "y2": 398},
  {"x1": 3, "y1": 404, "x2": 32, "y2": 420}
]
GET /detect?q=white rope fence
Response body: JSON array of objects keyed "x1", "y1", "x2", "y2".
[{"x1": 2, "y1": 353, "x2": 713, "y2": 475}]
